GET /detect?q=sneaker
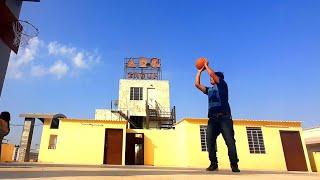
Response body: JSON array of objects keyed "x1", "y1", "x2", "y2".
[
  {"x1": 230, "y1": 163, "x2": 240, "y2": 172},
  {"x1": 206, "y1": 163, "x2": 218, "y2": 171}
]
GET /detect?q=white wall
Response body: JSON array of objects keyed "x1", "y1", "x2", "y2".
[
  {"x1": 118, "y1": 79, "x2": 170, "y2": 116},
  {"x1": 304, "y1": 127, "x2": 320, "y2": 145}
]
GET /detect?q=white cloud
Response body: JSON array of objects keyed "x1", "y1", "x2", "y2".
[
  {"x1": 48, "y1": 41, "x2": 75, "y2": 56},
  {"x1": 7, "y1": 38, "x2": 100, "y2": 80},
  {"x1": 47, "y1": 41, "x2": 100, "y2": 70},
  {"x1": 49, "y1": 60, "x2": 69, "y2": 79},
  {"x1": 48, "y1": 41, "x2": 58, "y2": 55},
  {"x1": 73, "y1": 52, "x2": 87, "y2": 68}
]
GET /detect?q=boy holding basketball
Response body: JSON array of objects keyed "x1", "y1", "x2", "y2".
[{"x1": 195, "y1": 59, "x2": 240, "y2": 172}]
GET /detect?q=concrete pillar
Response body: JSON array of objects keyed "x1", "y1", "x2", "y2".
[{"x1": 18, "y1": 118, "x2": 35, "y2": 162}]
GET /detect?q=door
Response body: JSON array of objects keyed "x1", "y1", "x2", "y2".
[
  {"x1": 125, "y1": 133, "x2": 144, "y2": 165},
  {"x1": 104, "y1": 129, "x2": 123, "y2": 165},
  {"x1": 280, "y1": 131, "x2": 308, "y2": 171},
  {"x1": 147, "y1": 88, "x2": 156, "y2": 109}
]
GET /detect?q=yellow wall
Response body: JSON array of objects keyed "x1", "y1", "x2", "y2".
[
  {"x1": 127, "y1": 129, "x2": 179, "y2": 167},
  {"x1": 38, "y1": 117, "x2": 311, "y2": 171},
  {"x1": 179, "y1": 119, "x2": 311, "y2": 171},
  {"x1": 0, "y1": 143, "x2": 14, "y2": 162},
  {"x1": 128, "y1": 119, "x2": 311, "y2": 171},
  {"x1": 38, "y1": 118, "x2": 127, "y2": 165},
  {"x1": 314, "y1": 152, "x2": 320, "y2": 172},
  {"x1": 309, "y1": 152, "x2": 320, "y2": 172},
  {"x1": 118, "y1": 79, "x2": 170, "y2": 116}
]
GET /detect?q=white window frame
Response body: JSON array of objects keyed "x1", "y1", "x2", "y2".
[
  {"x1": 200, "y1": 125, "x2": 208, "y2": 151},
  {"x1": 130, "y1": 87, "x2": 143, "y2": 100},
  {"x1": 246, "y1": 127, "x2": 266, "y2": 154}
]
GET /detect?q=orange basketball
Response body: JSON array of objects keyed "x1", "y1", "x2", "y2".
[{"x1": 195, "y1": 57, "x2": 208, "y2": 70}]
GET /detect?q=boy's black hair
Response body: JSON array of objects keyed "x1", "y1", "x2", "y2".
[
  {"x1": 215, "y1": 72, "x2": 224, "y2": 79},
  {"x1": 0, "y1": 111, "x2": 10, "y2": 122}
]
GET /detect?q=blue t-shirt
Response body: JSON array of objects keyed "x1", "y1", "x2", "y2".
[{"x1": 204, "y1": 78, "x2": 231, "y2": 117}]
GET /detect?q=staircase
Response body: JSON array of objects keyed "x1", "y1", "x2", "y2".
[
  {"x1": 110, "y1": 99, "x2": 139, "y2": 129},
  {"x1": 111, "y1": 109, "x2": 138, "y2": 129},
  {"x1": 146, "y1": 101, "x2": 176, "y2": 129},
  {"x1": 148, "y1": 109, "x2": 157, "y2": 117}
]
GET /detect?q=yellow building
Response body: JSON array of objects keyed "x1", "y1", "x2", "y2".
[
  {"x1": 37, "y1": 117, "x2": 311, "y2": 172},
  {"x1": 304, "y1": 126, "x2": 320, "y2": 172},
  {"x1": 0, "y1": 143, "x2": 15, "y2": 162},
  {"x1": 38, "y1": 118, "x2": 127, "y2": 165}
]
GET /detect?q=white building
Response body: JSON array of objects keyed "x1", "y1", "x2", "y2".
[{"x1": 96, "y1": 57, "x2": 175, "y2": 129}]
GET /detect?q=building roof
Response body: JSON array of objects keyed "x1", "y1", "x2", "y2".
[
  {"x1": 19, "y1": 113, "x2": 67, "y2": 123},
  {"x1": 120, "y1": 79, "x2": 169, "y2": 82},
  {"x1": 176, "y1": 118, "x2": 302, "y2": 127},
  {"x1": 19, "y1": 113, "x2": 63, "y2": 119},
  {"x1": 305, "y1": 137, "x2": 320, "y2": 145},
  {"x1": 235, "y1": 118, "x2": 301, "y2": 123},
  {"x1": 303, "y1": 125, "x2": 320, "y2": 131},
  {"x1": 60, "y1": 118, "x2": 127, "y2": 123},
  {"x1": 303, "y1": 126, "x2": 320, "y2": 145},
  {"x1": 20, "y1": 114, "x2": 127, "y2": 124}
]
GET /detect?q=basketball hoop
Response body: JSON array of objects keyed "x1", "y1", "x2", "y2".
[{"x1": 12, "y1": 20, "x2": 39, "y2": 49}]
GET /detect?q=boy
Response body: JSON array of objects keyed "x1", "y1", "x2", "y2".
[{"x1": 194, "y1": 60, "x2": 240, "y2": 172}]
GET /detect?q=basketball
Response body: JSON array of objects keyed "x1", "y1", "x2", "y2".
[{"x1": 195, "y1": 57, "x2": 208, "y2": 70}]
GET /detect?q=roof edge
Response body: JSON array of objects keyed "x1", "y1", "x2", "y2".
[
  {"x1": 176, "y1": 117, "x2": 302, "y2": 126},
  {"x1": 60, "y1": 118, "x2": 127, "y2": 123}
]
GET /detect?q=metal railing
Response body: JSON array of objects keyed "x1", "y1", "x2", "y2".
[
  {"x1": 146, "y1": 100, "x2": 176, "y2": 129},
  {"x1": 110, "y1": 100, "x2": 138, "y2": 129},
  {"x1": 155, "y1": 100, "x2": 172, "y2": 118}
]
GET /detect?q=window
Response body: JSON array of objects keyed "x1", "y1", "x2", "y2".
[
  {"x1": 200, "y1": 125, "x2": 208, "y2": 151},
  {"x1": 48, "y1": 135, "x2": 58, "y2": 149},
  {"x1": 130, "y1": 87, "x2": 143, "y2": 100},
  {"x1": 246, "y1": 127, "x2": 266, "y2": 154}
]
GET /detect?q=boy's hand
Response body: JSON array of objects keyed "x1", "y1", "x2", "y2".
[
  {"x1": 204, "y1": 60, "x2": 209, "y2": 68},
  {"x1": 198, "y1": 65, "x2": 206, "y2": 72}
]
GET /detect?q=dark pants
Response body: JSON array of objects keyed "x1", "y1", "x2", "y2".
[{"x1": 207, "y1": 115, "x2": 239, "y2": 165}]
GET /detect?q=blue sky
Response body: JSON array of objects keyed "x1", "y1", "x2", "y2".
[{"x1": 1, "y1": 0, "x2": 320, "y2": 147}]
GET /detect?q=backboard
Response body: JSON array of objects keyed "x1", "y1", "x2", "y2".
[{"x1": 0, "y1": 0, "x2": 21, "y2": 53}]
